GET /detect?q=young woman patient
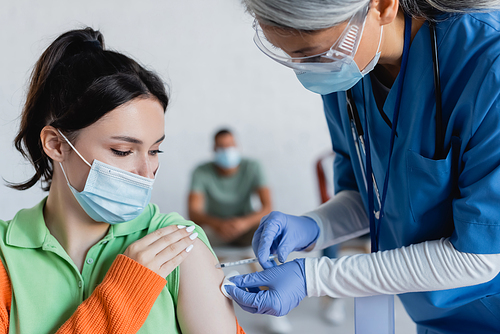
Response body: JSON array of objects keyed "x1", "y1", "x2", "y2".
[{"x1": 0, "y1": 27, "x2": 245, "y2": 334}]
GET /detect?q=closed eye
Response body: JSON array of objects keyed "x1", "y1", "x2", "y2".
[{"x1": 111, "y1": 149, "x2": 132, "y2": 156}]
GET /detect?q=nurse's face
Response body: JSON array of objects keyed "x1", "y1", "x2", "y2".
[
  {"x1": 60, "y1": 97, "x2": 165, "y2": 192},
  {"x1": 260, "y1": 8, "x2": 383, "y2": 72}
]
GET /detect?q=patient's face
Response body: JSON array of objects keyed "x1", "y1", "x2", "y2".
[{"x1": 62, "y1": 97, "x2": 165, "y2": 192}]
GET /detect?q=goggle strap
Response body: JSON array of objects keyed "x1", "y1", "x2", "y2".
[{"x1": 339, "y1": 26, "x2": 359, "y2": 53}]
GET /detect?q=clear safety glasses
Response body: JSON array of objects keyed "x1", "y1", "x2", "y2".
[{"x1": 253, "y1": 5, "x2": 370, "y2": 72}]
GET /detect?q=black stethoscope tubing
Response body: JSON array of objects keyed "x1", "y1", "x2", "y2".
[
  {"x1": 347, "y1": 22, "x2": 443, "y2": 164},
  {"x1": 345, "y1": 21, "x2": 443, "y2": 249},
  {"x1": 429, "y1": 22, "x2": 444, "y2": 159}
]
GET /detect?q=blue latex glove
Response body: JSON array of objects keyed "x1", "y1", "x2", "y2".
[
  {"x1": 224, "y1": 259, "x2": 307, "y2": 316},
  {"x1": 253, "y1": 211, "x2": 319, "y2": 269}
]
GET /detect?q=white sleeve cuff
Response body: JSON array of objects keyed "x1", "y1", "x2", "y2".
[
  {"x1": 303, "y1": 190, "x2": 369, "y2": 251},
  {"x1": 305, "y1": 238, "x2": 500, "y2": 298}
]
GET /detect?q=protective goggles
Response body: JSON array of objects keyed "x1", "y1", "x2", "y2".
[{"x1": 253, "y1": 5, "x2": 370, "y2": 72}]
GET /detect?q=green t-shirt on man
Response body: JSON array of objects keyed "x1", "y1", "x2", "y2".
[{"x1": 189, "y1": 158, "x2": 267, "y2": 218}]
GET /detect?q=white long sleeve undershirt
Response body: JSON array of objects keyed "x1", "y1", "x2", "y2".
[{"x1": 303, "y1": 191, "x2": 500, "y2": 298}]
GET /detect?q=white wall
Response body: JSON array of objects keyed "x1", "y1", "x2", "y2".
[{"x1": 0, "y1": 0, "x2": 332, "y2": 221}]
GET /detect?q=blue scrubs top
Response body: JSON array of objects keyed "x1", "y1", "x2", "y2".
[{"x1": 323, "y1": 12, "x2": 500, "y2": 334}]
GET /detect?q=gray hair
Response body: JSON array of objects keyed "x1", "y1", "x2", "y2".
[{"x1": 243, "y1": 0, "x2": 500, "y2": 30}]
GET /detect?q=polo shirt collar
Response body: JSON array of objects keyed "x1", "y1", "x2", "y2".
[
  {"x1": 6, "y1": 198, "x2": 153, "y2": 248},
  {"x1": 110, "y1": 204, "x2": 153, "y2": 237},
  {"x1": 6, "y1": 197, "x2": 49, "y2": 248}
]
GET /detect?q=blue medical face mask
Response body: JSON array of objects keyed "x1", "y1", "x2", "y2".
[
  {"x1": 214, "y1": 147, "x2": 241, "y2": 169},
  {"x1": 296, "y1": 26, "x2": 383, "y2": 95},
  {"x1": 58, "y1": 131, "x2": 155, "y2": 224}
]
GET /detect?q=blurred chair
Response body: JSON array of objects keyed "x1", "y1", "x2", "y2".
[
  {"x1": 316, "y1": 151, "x2": 335, "y2": 204},
  {"x1": 315, "y1": 151, "x2": 370, "y2": 326}
]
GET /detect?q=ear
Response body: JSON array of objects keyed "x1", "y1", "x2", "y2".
[
  {"x1": 40, "y1": 126, "x2": 68, "y2": 163},
  {"x1": 372, "y1": 0, "x2": 399, "y2": 25}
]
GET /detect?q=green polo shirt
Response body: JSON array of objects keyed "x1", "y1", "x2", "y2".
[
  {"x1": 190, "y1": 158, "x2": 267, "y2": 218},
  {"x1": 0, "y1": 198, "x2": 213, "y2": 334}
]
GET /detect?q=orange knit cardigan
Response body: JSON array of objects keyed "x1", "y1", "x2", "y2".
[{"x1": 0, "y1": 254, "x2": 245, "y2": 333}]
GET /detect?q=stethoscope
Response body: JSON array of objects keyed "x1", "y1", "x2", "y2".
[{"x1": 346, "y1": 15, "x2": 443, "y2": 252}]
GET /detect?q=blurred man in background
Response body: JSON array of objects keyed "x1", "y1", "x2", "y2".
[{"x1": 188, "y1": 129, "x2": 271, "y2": 247}]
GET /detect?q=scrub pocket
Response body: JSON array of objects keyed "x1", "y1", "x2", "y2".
[
  {"x1": 406, "y1": 137, "x2": 460, "y2": 233},
  {"x1": 479, "y1": 293, "x2": 500, "y2": 323}
]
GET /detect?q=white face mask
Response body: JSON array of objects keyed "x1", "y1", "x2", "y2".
[
  {"x1": 296, "y1": 26, "x2": 384, "y2": 95},
  {"x1": 58, "y1": 130, "x2": 155, "y2": 224},
  {"x1": 214, "y1": 147, "x2": 241, "y2": 169}
]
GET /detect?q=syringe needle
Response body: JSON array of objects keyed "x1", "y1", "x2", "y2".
[{"x1": 215, "y1": 254, "x2": 278, "y2": 269}]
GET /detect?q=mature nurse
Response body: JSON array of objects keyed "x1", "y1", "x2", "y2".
[{"x1": 223, "y1": 0, "x2": 500, "y2": 333}]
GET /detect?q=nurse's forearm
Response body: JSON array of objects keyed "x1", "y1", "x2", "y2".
[
  {"x1": 303, "y1": 190, "x2": 369, "y2": 251},
  {"x1": 305, "y1": 238, "x2": 500, "y2": 298}
]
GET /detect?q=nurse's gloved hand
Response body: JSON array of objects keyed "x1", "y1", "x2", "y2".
[
  {"x1": 253, "y1": 211, "x2": 319, "y2": 269},
  {"x1": 224, "y1": 259, "x2": 307, "y2": 316}
]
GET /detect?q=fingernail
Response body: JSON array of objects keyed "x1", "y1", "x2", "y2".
[
  {"x1": 189, "y1": 232, "x2": 198, "y2": 240},
  {"x1": 177, "y1": 225, "x2": 186, "y2": 229},
  {"x1": 185, "y1": 245, "x2": 194, "y2": 253},
  {"x1": 186, "y1": 225, "x2": 195, "y2": 233}
]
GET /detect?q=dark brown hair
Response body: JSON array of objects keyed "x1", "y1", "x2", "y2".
[
  {"x1": 10, "y1": 27, "x2": 169, "y2": 191},
  {"x1": 214, "y1": 128, "x2": 233, "y2": 142}
]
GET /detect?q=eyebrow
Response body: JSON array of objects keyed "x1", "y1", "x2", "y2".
[{"x1": 111, "y1": 134, "x2": 165, "y2": 145}]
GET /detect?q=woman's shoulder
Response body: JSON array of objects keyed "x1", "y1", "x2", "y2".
[
  {"x1": 0, "y1": 220, "x2": 8, "y2": 251},
  {"x1": 440, "y1": 11, "x2": 500, "y2": 31},
  {"x1": 440, "y1": 12, "x2": 500, "y2": 51},
  {"x1": 146, "y1": 203, "x2": 215, "y2": 256},
  {"x1": 435, "y1": 12, "x2": 500, "y2": 94},
  {"x1": 146, "y1": 203, "x2": 195, "y2": 230},
  {"x1": 468, "y1": 11, "x2": 500, "y2": 32}
]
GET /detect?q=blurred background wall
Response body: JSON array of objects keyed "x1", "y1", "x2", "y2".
[{"x1": 0, "y1": 0, "x2": 331, "y2": 221}]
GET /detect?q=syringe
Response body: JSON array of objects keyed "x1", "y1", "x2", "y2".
[{"x1": 215, "y1": 254, "x2": 278, "y2": 268}]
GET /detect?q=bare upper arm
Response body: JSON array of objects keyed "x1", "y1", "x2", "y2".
[
  {"x1": 188, "y1": 192, "x2": 205, "y2": 213},
  {"x1": 177, "y1": 238, "x2": 236, "y2": 334}
]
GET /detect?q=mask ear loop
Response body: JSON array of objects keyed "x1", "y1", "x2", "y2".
[
  {"x1": 376, "y1": 25, "x2": 384, "y2": 54},
  {"x1": 58, "y1": 161, "x2": 73, "y2": 186},
  {"x1": 154, "y1": 164, "x2": 160, "y2": 179},
  {"x1": 56, "y1": 130, "x2": 92, "y2": 187},
  {"x1": 57, "y1": 130, "x2": 92, "y2": 168},
  {"x1": 360, "y1": 25, "x2": 384, "y2": 75}
]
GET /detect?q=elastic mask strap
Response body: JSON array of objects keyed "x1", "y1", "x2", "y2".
[
  {"x1": 57, "y1": 130, "x2": 92, "y2": 168},
  {"x1": 376, "y1": 26, "x2": 383, "y2": 54},
  {"x1": 360, "y1": 25, "x2": 384, "y2": 75},
  {"x1": 154, "y1": 164, "x2": 160, "y2": 180},
  {"x1": 58, "y1": 162, "x2": 73, "y2": 186}
]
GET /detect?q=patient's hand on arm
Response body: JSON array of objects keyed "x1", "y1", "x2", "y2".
[{"x1": 177, "y1": 238, "x2": 237, "y2": 334}]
